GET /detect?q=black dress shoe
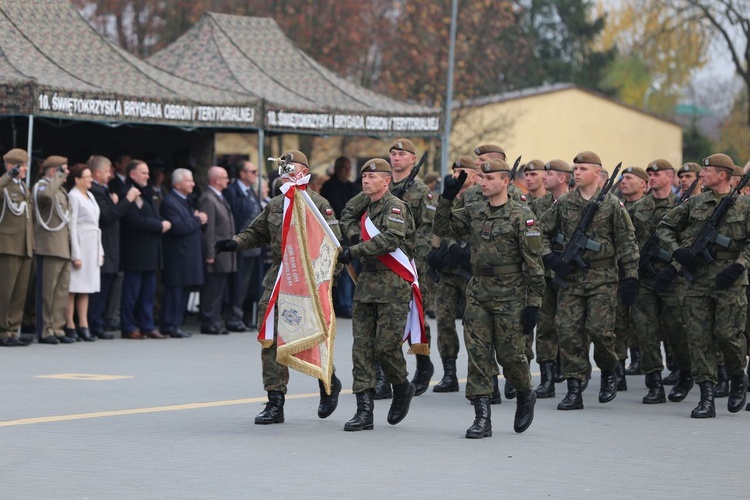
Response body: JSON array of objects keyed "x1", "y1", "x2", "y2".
[
  {"x1": 163, "y1": 329, "x2": 191, "y2": 338},
  {"x1": 64, "y1": 327, "x2": 80, "y2": 342},
  {"x1": 104, "y1": 321, "x2": 119, "y2": 332},
  {"x1": 93, "y1": 331, "x2": 115, "y2": 340},
  {"x1": 77, "y1": 327, "x2": 97, "y2": 342},
  {"x1": 226, "y1": 321, "x2": 250, "y2": 332},
  {"x1": 0, "y1": 337, "x2": 30, "y2": 347},
  {"x1": 39, "y1": 335, "x2": 60, "y2": 345},
  {"x1": 200, "y1": 326, "x2": 224, "y2": 335},
  {"x1": 58, "y1": 335, "x2": 76, "y2": 344}
]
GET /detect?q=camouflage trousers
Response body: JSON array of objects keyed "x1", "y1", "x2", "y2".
[
  {"x1": 613, "y1": 298, "x2": 633, "y2": 361},
  {"x1": 463, "y1": 296, "x2": 532, "y2": 399},
  {"x1": 257, "y1": 289, "x2": 290, "y2": 393},
  {"x1": 535, "y1": 276, "x2": 559, "y2": 363},
  {"x1": 682, "y1": 287, "x2": 748, "y2": 384},
  {"x1": 417, "y1": 260, "x2": 432, "y2": 345},
  {"x1": 632, "y1": 281, "x2": 691, "y2": 374},
  {"x1": 556, "y1": 282, "x2": 619, "y2": 380},
  {"x1": 351, "y1": 300, "x2": 409, "y2": 393},
  {"x1": 434, "y1": 272, "x2": 467, "y2": 359}
]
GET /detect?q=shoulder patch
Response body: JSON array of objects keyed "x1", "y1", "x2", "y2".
[
  {"x1": 526, "y1": 219, "x2": 535, "y2": 226},
  {"x1": 391, "y1": 207, "x2": 401, "y2": 214},
  {"x1": 520, "y1": 194, "x2": 527, "y2": 201},
  {"x1": 619, "y1": 201, "x2": 625, "y2": 207},
  {"x1": 325, "y1": 208, "x2": 333, "y2": 215},
  {"x1": 427, "y1": 193, "x2": 433, "y2": 200}
]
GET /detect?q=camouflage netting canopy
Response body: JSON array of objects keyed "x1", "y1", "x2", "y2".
[{"x1": 147, "y1": 13, "x2": 441, "y2": 137}]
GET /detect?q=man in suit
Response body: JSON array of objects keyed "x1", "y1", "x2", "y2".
[
  {"x1": 160, "y1": 168, "x2": 206, "y2": 338},
  {"x1": 87, "y1": 155, "x2": 139, "y2": 339},
  {"x1": 119, "y1": 160, "x2": 171, "y2": 339},
  {"x1": 105, "y1": 152, "x2": 132, "y2": 331},
  {"x1": 0, "y1": 148, "x2": 33, "y2": 347},
  {"x1": 198, "y1": 166, "x2": 236, "y2": 335},
  {"x1": 223, "y1": 160, "x2": 262, "y2": 331}
]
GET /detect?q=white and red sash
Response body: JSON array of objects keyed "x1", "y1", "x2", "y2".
[{"x1": 360, "y1": 214, "x2": 429, "y2": 355}]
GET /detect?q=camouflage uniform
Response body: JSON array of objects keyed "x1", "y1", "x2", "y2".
[
  {"x1": 508, "y1": 183, "x2": 528, "y2": 205},
  {"x1": 433, "y1": 195, "x2": 545, "y2": 399},
  {"x1": 538, "y1": 189, "x2": 639, "y2": 381},
  {"x1": 340, "y1": 190, "x2": 416, "y2": 392},
  {"x1": 655, "y1": 191, "x2": 750, "y2": 385},
  {"x1": 531, "y1": 192, "x2": 560, "y2": 364},
  {"x1": 613, "y1": 198, "x2": 640, "y2": 363},
  {"x1": 234, "y1": 189, "x2": 341, "y2": 393}
]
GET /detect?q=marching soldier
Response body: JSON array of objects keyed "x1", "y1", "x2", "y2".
[
  {"x1": 338, "y1": 158, "x2": 417, "y2": 431},
  {"x1": 655, "y1": 153, "x2": 749, "y2": 418},
  {"x1": 0, "y1": 149, "x2": 33, "y2": 347},
  {"x1": 538, "y1": 151, "x2": 640, "y2": 410},
  {"x1": 434, "y1": 158, "x2": 542, "y2": 438}
]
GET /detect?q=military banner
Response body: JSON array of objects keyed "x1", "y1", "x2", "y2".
[{"x1": 257, "y1": 177, "x2": 339, "y2": 394}]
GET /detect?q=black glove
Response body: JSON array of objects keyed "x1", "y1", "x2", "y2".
[
  {"x1": 215, "y1": 239, "x2": 238, "y2": 253},
  {"x1": 448, "y1": 244, "x2": 470, "y2": 266},
  {"x1": 618, "y1": 277, "x2": 638, "y2": 307},
  {"x1": 542, "y1": 253, "x2": 573, "y2": 279},
  {"x1": 521, "y1": 306, "x2": 539, "y2": 336},
  {"x1": 9, "y1": 166, "x2": 20, "y2": 179},
  {"x1": 716, "y1": 263, "x2": 745, "y2": 290},
  {"x1": 427, "y1": 248, "x2": 441, "y2": 268},
  {"x1": 442, "y1": 171, "x2": 467, "y2": 201},
  {"x1": 652, "y1": 264, "x2": 678, "y2": 294},
  {"x1": 338, "y1": 247, "x2": 352, "y2": 265},
  {"x1": 673, "y1": 248, "x2": 701, "y2": 273},
  {"x1": 350, "y1": 234, "x2": 360, "y2": 245}
]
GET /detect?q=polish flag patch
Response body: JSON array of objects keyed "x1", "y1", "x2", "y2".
[
  {"x1": 520, "y1": 194, "x2": 527, "y2": 201},
  {"x1": 427, "y1": 193, "x2": 433, "y2": 200},
  {"x1": 392, "y1": 207, "x2": 401, "y2": 214},
  {"x1": 526, "y1": 219, "x2": 535, "y2": 226},
  {"x1": 325, "y1": 208, "x2": 333, "y2": 215}
]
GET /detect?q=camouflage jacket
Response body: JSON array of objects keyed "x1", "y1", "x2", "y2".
[
  {"x1": 432, "y1": 185, "x2": 483, "y2": 279},
  {"x1": 508, "y1": 183, "x2": 528, "y2": 205},
  {"x1": 530, "y1": 192, "x2": 555, "y2": 220},
  {"x1": 538, "y1": 188, "x2": 639, "y2": 285},
  {"x1": 233, "y1": 189, "x2": 341, "y2": 290},
  {"x1": 433, "y1": 196, "x2": 545, "y2": 307},
  {"x1": 628, "y1": 192, "x2": 676, "y2": 277}
]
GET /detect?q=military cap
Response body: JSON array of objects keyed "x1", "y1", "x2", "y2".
[
  {"x1": 544, "y1": 159, "x2": 572, "y2": 173},
  {"x1": 360, "y1": 158, "x2": 392, "y2": 175},
  {"x1": 732, "y1": 165, "x2": 744, "y2": 177},
  {"x1": 452, "y1": 155, "x2": 477, "y2": 171},
  {"x1": 525, "y1": 159, "x2": 545, "y2": 172},
  {"x1": 622, "y1": 166, "x2": 648, "y2": 182},
  {"x1": 702, "y1": 153, "x2": 735, "y2": 171},
  {"x1": 3, "y1": 148, "x2": 29, "y2": 165},
  {"x1": 389, "y1": 139, "x2": 416, "y2": 155},
  {"x1": 41, "y1": 155, "x2": 68, "y2": 170},
  {"x1": 677, "y1": 162, "x2": 701, "y2": 176},
  {"x1": 281, "y1": 150, "x2": 308, "y2": 168},
  {"x1": 646, "y1": 159, "x2": 674, "y2": 172},
  {"x1": 474, "y1": 144, "x2": 506, "y2": 157},
  {"x1": 478, "y1": 159, "x2": 510, "y2": 174},
  {"x1": 573, "y1": 151, "x2": 602, "y2": 166}
]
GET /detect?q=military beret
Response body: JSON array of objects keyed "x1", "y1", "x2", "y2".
[
  {"x1": 524, "y1": 159, "x2": 545, "y2": 172},
  {"x1": 544, "y1": 159, "x2": 572, "y2": 174},
  {"x1": 622, "y1": 166, "x2": 648, "y2": 182},
  {"x1": 423, "y1": 172, "x2": 440, "y2": 184},
  {"x1": 646, "y1": 159, "x2": 674, "y2": 172},
  {"x1": 360, "y1": 158, "x2": 392, "y2": 175},
  {"x1": 677, "y1": 162, "x2": 701, "y2": 176},
  {"x1": 479, "y1": 159, "x2": 510, "y2": 174},
  {"x1": 732, "y1": 165, "x2": 744, "y2": 177},
  {"x1": 389, "y1": 139, "x2": 416, "y2": 155},
  {"x1": 702, "y1": 153, "x2": 735, "y2": 171},
  {"x1": 474, "y1": 144, "x2": 506, "y2": 158},
  {"x1": 452, "y1": 155, "x2": 477, "y2": 171},
  {"x1": 41, "y1": 155, "x2": 68, "y2": 170},
  {"x1": 573, "y1": 151, "x2": 602, "y2": 166},
  {"x1": 3, "y1": 148, "x2": 29, "y2": 165},
  {"x1": 281, "y1": 150, "x2": 308, "y2": 168}
]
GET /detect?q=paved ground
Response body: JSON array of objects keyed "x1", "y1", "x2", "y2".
[{"x1": 2, "y1": 316, "x2": 748, "y2": 499}]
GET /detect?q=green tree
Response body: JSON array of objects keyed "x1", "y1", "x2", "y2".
[{"x1": 682, "y1": 123, "x2": 714, "y2": 163}]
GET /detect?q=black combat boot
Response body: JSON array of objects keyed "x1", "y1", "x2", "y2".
[
  {"x1": 727, "y1": 374, "x2": 748, "y2": 413},
  {"x1": 534, "y1": 361, "x2": 555, "y2": 398},
  {"x1": 616, "y1": 359, "x2": 627, "y2": 391},
  {"x1": 254, "y1": 391, "x2": 285, "y2": 425},
  {"x1": 557, "y1": 379, "x2": 584, "y2": 410},
  {"x1": 642, "y1": 371, "x2": 666, "y2": 404},
  {"x1": 344, "y1": 391, "x2": 374, "y2": 431},
  {"x1": 465, "y1": 397, "x2": 492, "y2": 439},
  {"x1": 598, "y1": 370, "x2": 618, "y2": 404},
  {"x1": 373, "y1": 362, "x2": 392, "y2": 400},
  {"x1": 553, "y1": 355, "x2": 565, "y2": 383},
  {"x1": 318, "y1": 373, "x2": 342, "y2": 419},
  {"x1": 625, "y1": 346, "x2": 642, "y2": 375},
  {"x1": 514, "y1": 390, "x2": 537, "y2": 433},
  {"x1": 668, "y1": 369, "x2": 694, "y2": 402},
  {"x1": 663, "y1": 354, "x2": 679, "y2": 385},
  {"x1": 387, "y1": 380, "x2": 415, "y2": 425},
  {"x1": 433, "y1": 358, "x2": 459, "y2": 393},
  {"x1": 714, "y1": 365, "x2": 729, "y2": 397},
  {"x1": 411, "y1": 354, "x2": 435, "y2": 396},
  {"x1": 691, "y1": 381, "x2": 716, "y2": 418},
  {"x1": 490, "y1": 375, "x2": 502, "y2": 405},
  {"x1": 504, "y1": 379, "x2": 517, "y2": 400}
]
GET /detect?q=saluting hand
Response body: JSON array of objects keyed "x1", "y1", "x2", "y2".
[{"x1": 441, "y1": 171, "x2": 467, "y2": 201}]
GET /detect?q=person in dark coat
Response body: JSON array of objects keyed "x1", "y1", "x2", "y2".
[
  {"x1": 159, "y1": 168, "x2": 206, "y2": 338},
  {"x1": 223, "y1": 160, "x2": 262, "y2": 331},
  {"x1": 119, "y1": 160, "x2": 171, "y2": 339},
  {"x1": 87, "y1": 155, "x2": 139, "y2": 339}
]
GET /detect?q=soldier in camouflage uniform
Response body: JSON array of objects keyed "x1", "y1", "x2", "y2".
[
  {"x1": 434, "y1": 158, "x2": 543, "y2": 439},
  {"x1": 338, "y1": 158, "x2": 417, "y2": 431},
  {"x1": 654, "y1": 153, "x2": 749, "y2": 418},
  {"x1": 531, "y1": 160, "x2": 571, "y2": 398},
  {"x1": 539, "y1": 151, "x2": 640, "y2": 411},
  {"x1": 524, "y1": 160, "x2": 547, "y2": 203},
  {"x1": 215, "y1": 150, "x2": 343, "y2": 425},
  {"x1": 474, "y1": 144, "x2": 527, "y2": 205}
]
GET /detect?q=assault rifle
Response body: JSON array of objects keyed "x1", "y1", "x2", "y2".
[
  {"x1": 679, "y1": 170, "x2": 750, "y2": 282},
  {"x1": 510, "y1": 156, "x2": 522, "y2": 183},
  {"x1": 392, "y1": 151, "x2": 429, "y2": 200},
  {"x1": 676, "y1": 177, "x2": 700, "y2": 205},
  {"x1": 551, "y1": 162, "x2": 622, "y2": 289}
]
